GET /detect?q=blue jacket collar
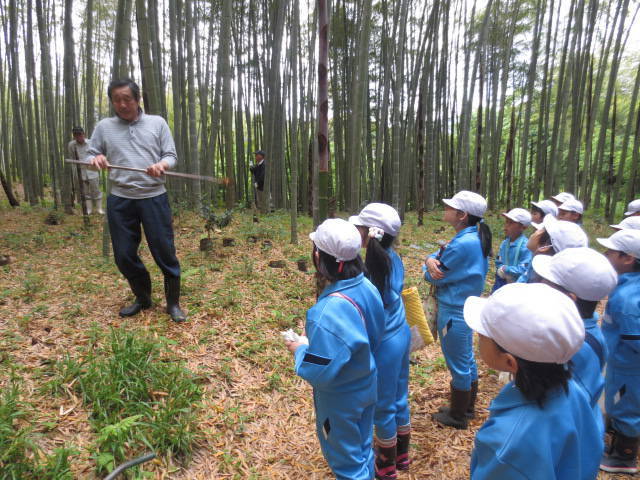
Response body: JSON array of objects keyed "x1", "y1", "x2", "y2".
[
  {"x1": 319, "y1": 273, "x2": 365, "y2": 300},
  {"x1": 454, "y1": 225, "x2": 478, "y2": 239},
  {"x1": 618, "y1": 272, "x2": 640, "y2": 286},
  {"x1": 505, "y1": 233, "x2": 526, "y2": 245},
  {"x1": 489, "y1": 381, "x2": 566, "y2": 411}
]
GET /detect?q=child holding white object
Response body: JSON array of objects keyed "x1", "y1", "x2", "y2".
[
  {"x1": 285, "y1": 219, "x2": 386, "y2": 480},
  {"x1": 464, "y1": 283, "x2": 603, "y2": 479}
]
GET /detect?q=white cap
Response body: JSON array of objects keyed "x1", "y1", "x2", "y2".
[
  {"x1": 532, "y1": 247, "x2": 617, "y2": 301},
  {"x1": 610, "y1": 216, "x2": 640, "y2": 231},
  {"x1": 558, "y1": 198, "x2": 584, "y2": 215},
  {"x1": 502, "y1": 208, "x2": 532, "y2": 227},
  {"x1": 531, "y1": 200, "x2": 559, "y2": 217},
  {"x1": 348, "y1": 203, "x2": 401, "y2": 237},
  {"x1": 464, "y1": 283, "x2": 584, "y2": 364},
  {"x1": 309, "y1": 219, "x2": 362, "y2": 262},
  {"x1": 624, "y1": 199, "x2": 640, "y2": 216},
  {"x1": 531, "y1": 214, "x2": 589, "y2": 252},
  {"x1": 442, "y1": 191, "x2": 487, "y2": 218},
  {"x1": 552, "y1": 192, "x2": 576, "y2": 204},
  {"x1": 597, "y1": 229, "x2": 640, "y2": 259}
]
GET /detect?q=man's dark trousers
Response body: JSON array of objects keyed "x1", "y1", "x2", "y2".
[{"x1": 107, "y1": 193, "x2": 181, "y2": 283}]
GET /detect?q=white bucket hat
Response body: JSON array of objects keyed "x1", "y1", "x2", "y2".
[
  {"x1": 309, "y1": 219, "x2": 362, "y2": 262},
  {"x1": 558, "y1": 198, "x2": 584, "y2": 215},
  {"x1": 531, "y1": 214, "x2": 589, "y2": 252},
  {"x1": 442, "y1": 191, "x2": 487, "y2": 218},
  {"x1": 597, "y1": 229, "x2": 640, "y2": 259},
  {"x1": 464, "y1": 283, "x2": 584, "y2": 364},
  {"x1": 531, "y1": 199, "x2": 559, "y2": 217},
  {"x1": 624, "y1": 199, "x2": 640, "y2": 216},
  {"x1": 610, "y1": 216, "x2": 640, "y2": 231},
  {"x1": 502, "y1": 208, "x2": 532, "y2": 227},
  {"x1": 552, "y1": 192, "x2": 576, "y2": 204},
  {"x1": 348, "y1": 203, "x2": 401, "y2": 237},
  {"x1": 532, "y1": 247, "x2": 617, "y2": 301}
]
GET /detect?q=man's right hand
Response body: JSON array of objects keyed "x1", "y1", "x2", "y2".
[{"x1": 92, "y1": 154, "x2": 109, "y2": 169}]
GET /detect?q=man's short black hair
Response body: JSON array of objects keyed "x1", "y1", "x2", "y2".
[
  {"x1": 72, "y1": 126, "x2": 84, "y2": 134},
  {"x1": 107, "y1": 78, "x2": 141, "y2": 102},
  {"x1": 254, "y1": 150, "x2": 266, "y2": 156}
]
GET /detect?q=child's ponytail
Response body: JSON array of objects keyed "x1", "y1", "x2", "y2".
[
  {"x1": 365, "y1": 229, "x2": 394, "y2": 298},
  {"x1": 468, "y1": 214, "x2": 492, "y2": 258}
]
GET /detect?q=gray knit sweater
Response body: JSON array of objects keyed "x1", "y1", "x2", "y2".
[{"x1": 87, "y1": 112, "x2": 177, "y2": 199}]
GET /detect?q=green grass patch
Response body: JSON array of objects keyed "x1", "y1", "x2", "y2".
[
  {"x1": 61, "y1": 329, "x2": 203, "y2": 475},
  {"x1": 0, "y1": 379, "x2": 76, "y2": 479}
]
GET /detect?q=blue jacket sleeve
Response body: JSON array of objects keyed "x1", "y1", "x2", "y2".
[
  {"x1": 423, "y1": 243, "x2": 467, "y2": 286},
  {"x1": 617, "y1": 312, "x2": 640, "y2": 354},
  {"x1": 293, "y1": 332, "x2": 352, "y2": 389}
]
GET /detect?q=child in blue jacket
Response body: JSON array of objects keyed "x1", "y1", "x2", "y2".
[
  {"x1": 532, "y1": 247, "x2": 618, "y2": 437},
  {"x1": 597, "y1": 229, "x2": 640, "y2": 474},
  {"x1": 285, "y1": 219, "x2": 386, "y2": 480},
  {"x1": 350, "y1": 203, "x2": 411, "y2": 480},
  {"x1": 424, "y1": 191, "x2": 491, "y2": 429},
  {"x1": 464, "y1": 283, "x2": 603, "y2": 480},
  {"x1": 492, "y1": 208, "x2": 532, "y2": 292}
]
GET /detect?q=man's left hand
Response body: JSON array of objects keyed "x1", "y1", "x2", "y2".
[{"x1": 147, "y1": 161, "x2": 169, "y2": 177}]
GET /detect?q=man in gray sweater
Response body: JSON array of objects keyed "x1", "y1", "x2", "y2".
[{"x1": 88, "y1": 78, "x2": 186, "y2": 322}]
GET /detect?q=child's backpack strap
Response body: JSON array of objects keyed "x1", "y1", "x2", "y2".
[
  {"x1": 584, "y1": 332, "x2": 605, "y2": 370},
  {"x1": 329, "y1": 292, "x2": 366, "y2": 329},
  {"x1": 511, "y1": 236, "x2": 527, "y2": 266}
]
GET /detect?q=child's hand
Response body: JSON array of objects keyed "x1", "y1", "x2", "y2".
[
  {"x1": 425, "y1": 257, "x2": 445, "y2": 280},
  {"x1": 285, "y1": 340, "x2": 302, "y2": 353}
]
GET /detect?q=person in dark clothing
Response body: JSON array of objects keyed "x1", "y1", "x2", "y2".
[
  {"x1": 250, "y1": 150, "x2": 267, "y2": 213},
  {"x1": 88, "y1": 78, "x2": 186, "y2": 323}
]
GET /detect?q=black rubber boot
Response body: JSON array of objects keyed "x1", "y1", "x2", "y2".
[
  {"x1": 432, "y1": 384, "x2": 471, "y2": 429},
  {"x1": 438, "y1": 380, "x2": 478, "y2": 419},
  {"x1": 600, "y1": 430, "x2": 639, "y2": 474},
  {"x1": 119, "y1": 273, "x2": 152, "y2": 317},
  {"x1": 396, "y1": 431, "x2": 411, "y2": 471},
  {"x1": 165, "y1": 276, "x2": 187, "y2": 322},
  {"x1": 374, "y1": 438, "x2": 397, "y2": 480}
]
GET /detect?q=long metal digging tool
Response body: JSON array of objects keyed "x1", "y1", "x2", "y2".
[{"x1": 65, "y1": 159, "x2": 229, "y2": 184}]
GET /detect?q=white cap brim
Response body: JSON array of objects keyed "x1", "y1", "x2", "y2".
[
  {"x1": 442, "y1": 198, "x2": 457, "y2": 210},
  {"x1": 309, "y1": 232, "x2": 317, "y2": 242},
  {"x1": 610, "y1": 223, "x2": 623, "y2": 230},
  {"x1": 597, "y1": 237, "x2": 615, "y2": 250},
  {"x1": 531, "y1": 221, "x2": 544, "y2": 230},
  {"x1": 348, "y1": 215, "x2": 365, "y2": 227},
  {"x1": 531, "y1": 255, "x2": 555, "y2": 283},
  {"x1": 624, "y1": 211, "x2": 638, "y2": 216},
  {"x1": 463, "y1": 296, "x2": 490, "y2": 337}
]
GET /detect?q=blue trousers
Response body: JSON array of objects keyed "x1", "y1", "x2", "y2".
[
  {"x1": 314, "y1": 388, "x2": 375, "y2": 480},
  {"x1": 438, "y1": 304, "x2": 478, "y2": 391},
  {"x1": 605, "y1": 367, "x2": 640, "y2": 437},
  {"x1": 374, "y1": 324, "x2": 411, "y2": 439},
  {"x1": 107, "y1": 193, "x2": 181, "y2": 281}
]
